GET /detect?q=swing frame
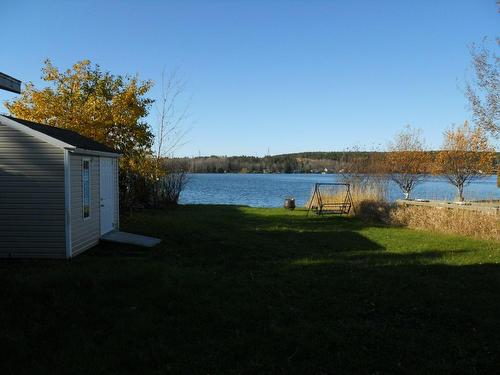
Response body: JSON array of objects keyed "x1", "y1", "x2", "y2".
[{"x1": 307, "y1": 183, "x2": 354, "y2": 215}]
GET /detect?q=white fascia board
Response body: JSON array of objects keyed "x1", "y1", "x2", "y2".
[
  {"x1": 71, "y1": 148, "x2": 121, "y2": 158},
  {"x1": 0, "y1": 115, "x2": 76, "y2": 150},
  {"x1": 64, "y1": 150, "x2": 73, "y2": 258}
]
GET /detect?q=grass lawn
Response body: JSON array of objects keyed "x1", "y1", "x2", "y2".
[{"x1": 1, "y1": 205, "x2": 500, "y2": 374}]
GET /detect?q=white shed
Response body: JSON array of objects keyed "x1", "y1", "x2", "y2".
[{"x1": 0, "y1": 115, "x2": 120, "y2": 258}]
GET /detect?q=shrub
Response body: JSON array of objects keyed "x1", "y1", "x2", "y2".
[
  {"x1": 119, "y1": 169, "x2": 153, "y2": 213},
  {"x1": 153, "y1": 172, "x2": 189, "y2": 208},
  {"x1": 356, "y1": 199, "x2": 393, "y2": 222}
]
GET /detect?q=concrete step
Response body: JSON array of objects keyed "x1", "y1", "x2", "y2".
[{"x1": 101, "y1": 231, "x2": 161, "y2": 247}]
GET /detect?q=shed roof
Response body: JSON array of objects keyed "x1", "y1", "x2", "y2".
[{"x1": 2, "y1": 115, "x2": 118, "y2": 154}]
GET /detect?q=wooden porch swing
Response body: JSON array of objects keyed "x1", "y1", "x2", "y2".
[{"x1": 307, "y1": 183, "x2": 354, "y2": 215}]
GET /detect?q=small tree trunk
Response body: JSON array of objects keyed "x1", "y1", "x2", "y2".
[
  {"x1": 403, "y1": 190, "x2": 410, "y2": 200},
  {"x1": 456, "y1": 184, "x2": 465, "y2": 202}
]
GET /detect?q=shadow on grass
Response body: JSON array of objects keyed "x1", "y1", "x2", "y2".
[{"x1": 2, "y1": 205, "x2": 499, "y2": 374}]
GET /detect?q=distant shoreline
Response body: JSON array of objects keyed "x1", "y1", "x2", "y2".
[{"x1": 169, "y1": 152, "x2": 500, "y2": 175}]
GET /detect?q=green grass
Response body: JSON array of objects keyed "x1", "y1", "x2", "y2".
[{"x1": 1, "y1": 205, "x2": 500, "y2": 374}]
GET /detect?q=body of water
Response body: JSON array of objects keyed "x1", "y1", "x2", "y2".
[{"x1": 179, "y1": 173, "x2": 500, "y2": 208}]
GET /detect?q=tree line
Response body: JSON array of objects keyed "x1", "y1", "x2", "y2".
[
  {"x1": 169, "y1": 152, "x2": 378, "y2": 174},
  {"x1": 170, "y1": 150, "x2": 499, "y2": 175}
]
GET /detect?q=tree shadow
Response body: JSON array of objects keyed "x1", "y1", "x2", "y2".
[{"x1": 4, "y1": 205, "x2": 497, "y2": 374}]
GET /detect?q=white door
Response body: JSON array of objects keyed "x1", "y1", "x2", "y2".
[{"x1": 100, "y1": 157, "x2": 115, "y2": 235}]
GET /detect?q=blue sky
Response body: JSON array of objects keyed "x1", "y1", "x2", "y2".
[{"x1": 1, "y1": 0, "x2": 498, "y2": 156}]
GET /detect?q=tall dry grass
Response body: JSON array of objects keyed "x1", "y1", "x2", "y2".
[
  {"x1": 349, "y1": 180, "x2": 389, "y2": 218},
  {"x1": 388, "y1": 204, "x2": 500, "y2": 241}
]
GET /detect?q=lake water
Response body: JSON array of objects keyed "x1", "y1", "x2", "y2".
[{"x1": 179, "y1": 173, "x2": 500, "y2": 208}]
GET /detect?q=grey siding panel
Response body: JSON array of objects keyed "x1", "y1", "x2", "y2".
[
  {"x1": 70, "y1": 153, "x2": 100, "y2": 255},
  {"x1": 0, "y1": 124, "x2": 66, "y2": 258}
]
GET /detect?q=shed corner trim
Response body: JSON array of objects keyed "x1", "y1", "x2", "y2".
[{"x1": 64, "y1": 149, "x2": 72, "y2": 258}]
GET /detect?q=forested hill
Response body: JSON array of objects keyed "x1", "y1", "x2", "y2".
[
  {"x1": 169, "y1": 152, "x2": 499, "y2": 174},
  {"x1": 273, "y1": 151, "x2": 376, "y2": 159}
]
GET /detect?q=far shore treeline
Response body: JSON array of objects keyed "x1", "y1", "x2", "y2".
[{"x1": 168, "y1": 151, "x2": 500, "y2": 174}]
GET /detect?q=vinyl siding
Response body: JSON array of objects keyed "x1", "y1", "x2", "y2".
[
  {"x1": 114, "y1": 158, "x2": 119, "y2": 229},
  {"x1": 0, "y1": 124, "x2": 66, "y2": 258},
  {"x1": 70, "y1": 153, "x2": 100, "y2": 255}
]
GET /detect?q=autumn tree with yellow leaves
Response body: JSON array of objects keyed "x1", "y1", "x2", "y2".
[
  {"x1": 384, "y1": 125, "x2": 432, "y2": 200},
  {"x1": 5, "y1": 60, "x2": 156, "y2": 209},
  {"x1": 5, "y1": 59, "x2": 154, "y2": 165},
  {"x1": 434, "y1": 121, "x2": 495, "y2": 201}
]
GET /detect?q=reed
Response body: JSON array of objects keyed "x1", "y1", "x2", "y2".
[{"x1": 388, "y1": 204, "x2": 500, "y2": 241}]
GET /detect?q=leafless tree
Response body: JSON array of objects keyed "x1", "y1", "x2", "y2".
[
  {"x1": 465, "y1": 39, "x2": 499, "y2": 138},
  {"x1": 152, "y1": 68, "x2": 191, "y2": 207},
  {"x1": 338, "y1": 146, "x2": 386, "y2": 191},
  {"x1": 155, "y1": 68, "x2": 190, "y2": 161}
]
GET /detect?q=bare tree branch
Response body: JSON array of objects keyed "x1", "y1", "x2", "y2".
[
  {"x1": 155, "y1": 67, "x2": 191, "y2": 161},
  {"x1": 465, "y1": 39, "x2": 499, "y2": 138}
]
